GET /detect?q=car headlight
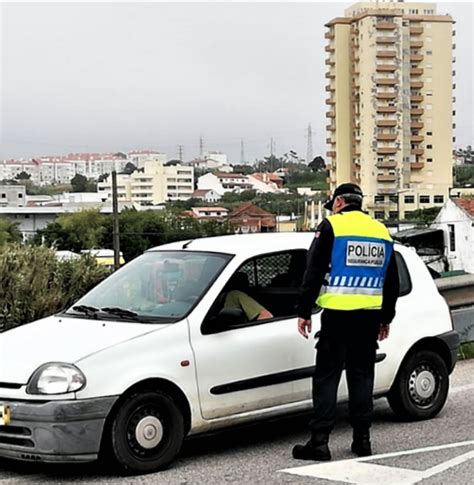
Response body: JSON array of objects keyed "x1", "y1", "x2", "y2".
[{"x1": 26, "y1": 363, "x2": 86, "y2": 395}]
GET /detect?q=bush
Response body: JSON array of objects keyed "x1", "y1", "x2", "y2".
[{"x1": 0, "y1": 245, "x2": 110, "y2": 332}]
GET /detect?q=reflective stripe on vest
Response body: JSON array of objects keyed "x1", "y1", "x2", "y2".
[{"x1": 317, "y1": 211, "x2": 393, "y2": 311}]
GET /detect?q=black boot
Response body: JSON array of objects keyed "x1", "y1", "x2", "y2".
[
  {"x1": 292, "y1": 433, "x2": 331, "y2": 461},
  {"x1": 351, "y1": 429, "x2": 372, "y2": 457}
]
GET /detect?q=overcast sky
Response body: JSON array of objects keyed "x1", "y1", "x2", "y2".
[{"x1": 1, "y1": 1, "x2": 473, "y2": 164}]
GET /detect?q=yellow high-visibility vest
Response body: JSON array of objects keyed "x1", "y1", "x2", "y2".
[{"x1": 316, "y1": 211, "x2": 393, "y2": 311}]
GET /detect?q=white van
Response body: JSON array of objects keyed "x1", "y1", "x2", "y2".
[{"x1": 0, "y1": 234, "x2": 459, "y2": 473}]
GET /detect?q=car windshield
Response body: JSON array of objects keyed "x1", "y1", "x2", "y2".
[{"x1": 66, "y1": 250, "x2": 231, "y2": 323}]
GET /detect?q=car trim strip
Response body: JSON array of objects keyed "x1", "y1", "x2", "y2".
[{"x1": 210, "y1": 353, "x2": 386, "y2": 395}]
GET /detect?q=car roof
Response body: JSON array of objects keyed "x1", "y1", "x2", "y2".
[{"x1": 148, "y1": 233, "x2": 411, "y2": 260}]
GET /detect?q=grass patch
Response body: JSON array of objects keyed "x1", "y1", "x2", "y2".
[{"x1": 458, "y1": 342, "x2": 474, "y2": 360}]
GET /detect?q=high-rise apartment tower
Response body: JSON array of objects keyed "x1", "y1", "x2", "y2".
[{"x1": 325, "y1": 1, "x2": 455, "y2": 220}]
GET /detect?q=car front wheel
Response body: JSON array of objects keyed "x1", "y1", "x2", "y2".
[
  {"x1": 106, "y1": 390, "x2": 185, "y2": 474},
  {"x1": 388, "y1": 350, "x2": 449, "y2": 421}
]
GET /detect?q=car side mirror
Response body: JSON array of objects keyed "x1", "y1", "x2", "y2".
[{"x1": 202, "y1": 308, "x2": 246, "y2": 334}]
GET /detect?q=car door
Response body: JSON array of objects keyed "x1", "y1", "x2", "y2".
[{"x1": 190, "y1": 250, "x2": 322, "y2": 420}]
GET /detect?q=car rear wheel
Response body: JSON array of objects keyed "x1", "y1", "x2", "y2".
[
  {"x1": 106, "y1": 390, "x2": 185, "y2": 474},
  {"x1": 388, "y1": 350, "x2": 449, "y2": 421}
]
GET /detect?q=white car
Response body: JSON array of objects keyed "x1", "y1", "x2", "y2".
[{"x1": 0, "y1": 234, "x2": 459, "y2": 474}]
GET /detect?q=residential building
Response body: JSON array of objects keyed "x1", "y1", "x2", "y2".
[
  {"x1": 228, "y1": 203, "x2": 276, "y2": 233},
  {"x1": 203, "y1": 151, "x2": 228, "y2": 166},
  {"x1": 325, "y1": 1, "x2": 455, "y2": 220},
  {"x1": 190, "y1": 207, "x2": 229, "y2": 220},
  {"x1": 98, "y1": 159, "x2": 194, "y2": 205},
  {"x1": 197, "y1": 172, "x2": 252, "y2": 195},
  {"x1": 128, "y1": 150, "x2": 167, "y2": 169},
  {"x1": 432, "y1": 198, "x2": 474, "y2": 273},
  {"x1": 0, "y1": 185, "x2": 26, "y2": 207},
  {"x1": 192, "y1": 189, "x2": 222, "y2": 203}
]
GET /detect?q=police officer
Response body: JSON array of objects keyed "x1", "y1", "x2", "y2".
[{"x1": 293, "y1": 183, "x2": 399, "y2": 461}]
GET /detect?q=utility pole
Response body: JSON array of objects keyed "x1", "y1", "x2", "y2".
[
  {"x1": 240, "y1": 138, "x2": 245, "y2": 164},
  {"x1": 177, "y1": 145, "x2": 184, "y2": 161},
  {"x1": 111, "y1": 170, "x2": 121, "y2": 271},
  {"x1": 306, "y1": 123, "x2": 313, "y2": 164},
  {"x1": 199, "y1": 137, "x2": 204, "y2": 159}
]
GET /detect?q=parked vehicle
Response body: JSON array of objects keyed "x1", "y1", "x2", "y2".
[{"x1": 0, "y1": 234, "x2": 459, "y2": 474}]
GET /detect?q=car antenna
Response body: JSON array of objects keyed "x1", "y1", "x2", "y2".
[{"x1": 182, "y1": 239, "x2": 194, "y2": 249}]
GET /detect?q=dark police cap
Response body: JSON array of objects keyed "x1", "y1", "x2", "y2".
[{"x1": 323, "y1": 183, "x2": 363, "y2": 211}]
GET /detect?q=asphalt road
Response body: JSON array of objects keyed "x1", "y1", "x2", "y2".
[{"x1": 0, "y1": 360, "x2": 473, "y2": 484}]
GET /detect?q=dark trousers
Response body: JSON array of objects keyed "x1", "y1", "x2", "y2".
[{"x1": 309, "y1": 309, "x2": 380, "y2": 435}]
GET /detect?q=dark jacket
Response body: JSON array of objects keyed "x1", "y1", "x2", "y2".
[{"x1": 297, "y1": 206, "x2": 400, "y2": 322}]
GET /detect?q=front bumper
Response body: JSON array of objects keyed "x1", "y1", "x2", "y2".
[{"x1": 0, "y1": 396, "x2": 119, "y2": 463}]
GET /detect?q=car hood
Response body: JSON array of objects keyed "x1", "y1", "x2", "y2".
[{"x1": 0, "y1": 315, "x2": 168, "y2": 385}]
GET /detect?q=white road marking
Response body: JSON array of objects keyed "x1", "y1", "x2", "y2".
[{"x1": 281, "y1": 440, "x2": 474, "y2": 484}]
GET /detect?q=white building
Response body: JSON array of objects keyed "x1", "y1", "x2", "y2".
[
  {"x1": 432, "y1": 198, "x2": 474, "y2": 273},
  {"x1": 192, "y1": 189, "x2": 222, "y2": 203},
  {"x1": 203, "y1": 151, "x2": 228, "y2": 166},
  {"x1": 0, "y1": 185, "x2": 26, "y2": 207},
  {"x1": 98, "y1": 159, "x2": 194, "y2": 206},
  {"x1": 190, "y1": 207, "x2": 229, "y2": 219},
  {"x1": 247, "y1": 174, "x2": 282, "y2": 194},
  {"x1": 128, "y1": 150, "x2": 167, "y2": 169},
  {"x1": 197, "y1": 172, "x2": 252, "y2": 195}
]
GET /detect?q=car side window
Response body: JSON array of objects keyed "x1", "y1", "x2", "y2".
[{"x1": 395, "y1": 251, "x2": 412, "y2": 296}]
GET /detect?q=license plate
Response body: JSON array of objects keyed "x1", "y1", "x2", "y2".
[{"x1": 0, "y1": 405, "x2": 10, "y2": 426}]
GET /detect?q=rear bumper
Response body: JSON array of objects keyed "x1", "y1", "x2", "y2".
[
  {"x1": 437, "y1": 330, "x2": 460, "y2": 373},
  {"x1": 0, "y1": 396, "x2": 119, "y2": 463}
]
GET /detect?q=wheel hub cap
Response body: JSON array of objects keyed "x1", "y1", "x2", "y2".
[
  {"x1": 413, "y1": 369, "x2": 436, "y2": 400},
  {"x1": 135, "y1": 416, "x2": 164, "y2": 449}
]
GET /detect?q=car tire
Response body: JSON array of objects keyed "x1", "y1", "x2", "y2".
[
  {"x1": 106, "y1": 390, "x2": 185, "y2": 474},
  {"x1": 388, "y1": 349, "x2": 449, "y2": 421}
]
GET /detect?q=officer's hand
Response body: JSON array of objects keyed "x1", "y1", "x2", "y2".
[
  {"x1": 298, "y1": 318, "x2": 312, "y2": 339},
  {"x1": 378, "y1": 323, "x2": 390, "y2": 341}
]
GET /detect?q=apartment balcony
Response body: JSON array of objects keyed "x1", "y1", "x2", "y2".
[
  {"x1": 410, "y1": 94, "x2": 423, "y2": 102},
  {"x1": 377, "y1": 174, "x2": 397, "y2": 182},
  {"x1": 411, "y1": 162, "x2": 425, "y2": 170},
  {"x1": 411, "y1": 54, "x2": 423, "y2": 62},
  {"x1": 410, "y1": 40, "x2": 424, "y2": 48},
  {"x1": 326, "y1": 124, "x2": 336, "y2": 131},
  {"x1": 325, "y1": 58, "x2": 335, "y2": 66},
  {"x1": 377, "y1": 119, "x2": 397, "y2": 127},
  {"x1": 327, "y1": 151, "x2": 337, "y2": 158},
  {"x1": 325, "y1": 85, "x2": 335, "y2": 92},
  {"x1": 411, "y1": 80, "x2": 424, "y2": 89},
  {"x1": 325, "y1": 31, "x2": 335, "y2": 40},
  {"x1": 325, "y1": 71, "x2": 335, "y2": 78},
  {"x1": 377, "y1": 106, "x2": 397, "y2": 114},
  {"x1": 376, "y1": 161, "x2": 397, "y2": 169},
  {"x1": 376, "y1": 36, "x2": 396, "y2": 44},
  {"x1": 377, "y1": 146, "x2": 398, "y2": 155},
  {"x1": 378, "y1": 187, "x2": 398, "y2": 195},
  {"x1": 325, "y1": 45, "x2": 335, "y2": 52},
  {"x1": 326, "y1": 137, "x2": 335, "y2": 144},
  {"x1": 377, "y1": 133, "x2": 397, "y2": 141},
  {"x1": 376, "y1": 64, "x2": 397, "y2": 72},
  {"x1": 376, "y1": 92, "x2": 397, "y2": 100},
  {"x1": 376, "y1": 78, "x2": 397, "y2": 86},
  {"x1": 410, "y1": 26, "x2": 424, "y2": 35},
  {"x1": 411, "y1": 67, "x2": 424, "y2": 76},
  {"x1": 326, "y1": 98, "x2": 335, "y2": 105},
  {"x1": 411, "y1": 121, "x2": 424, "y2": 129},
  {"x1": 411, "y1": 135, "x2": 424, "y2": 142},
  {"x1": 376, "y1": 50, "x2": 397, "y2": 58},
  {"x1": 411, "y1": 108, "x2": 424, "y2": 116},
  {"x1": 411, "y1": 148, "x2": 424, "y2": 156},
  {"x1": 326, "y1": 111, "x2": 336, "y2": 118},
  {"x1": 376, "y1": 21, "x2": 397, "y2": 30}
]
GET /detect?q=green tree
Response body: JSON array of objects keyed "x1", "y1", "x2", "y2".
[
  {"x1": 15, "y1": 171, "x2": 31, "y2": 181},
  {"x1": 404, "y1": 207, "x2": 441, "y2": 224},
  {"x1": 56, "y1": 210, "x2": 106, "y2": 250},
  {"x1": 0, "y1": 218, "x2": 22, "y2": 246},
  {"x1": 71, "y1": 174, "x2": 88, "y2": 192}
]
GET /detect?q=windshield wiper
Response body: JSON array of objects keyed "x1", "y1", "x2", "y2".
[
  {"x1": 72, "y1": 305, "x2": 100, "y2": 318},
  {"x1": 100, "y1": 306, "x2": 143, "y2": 321}
]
